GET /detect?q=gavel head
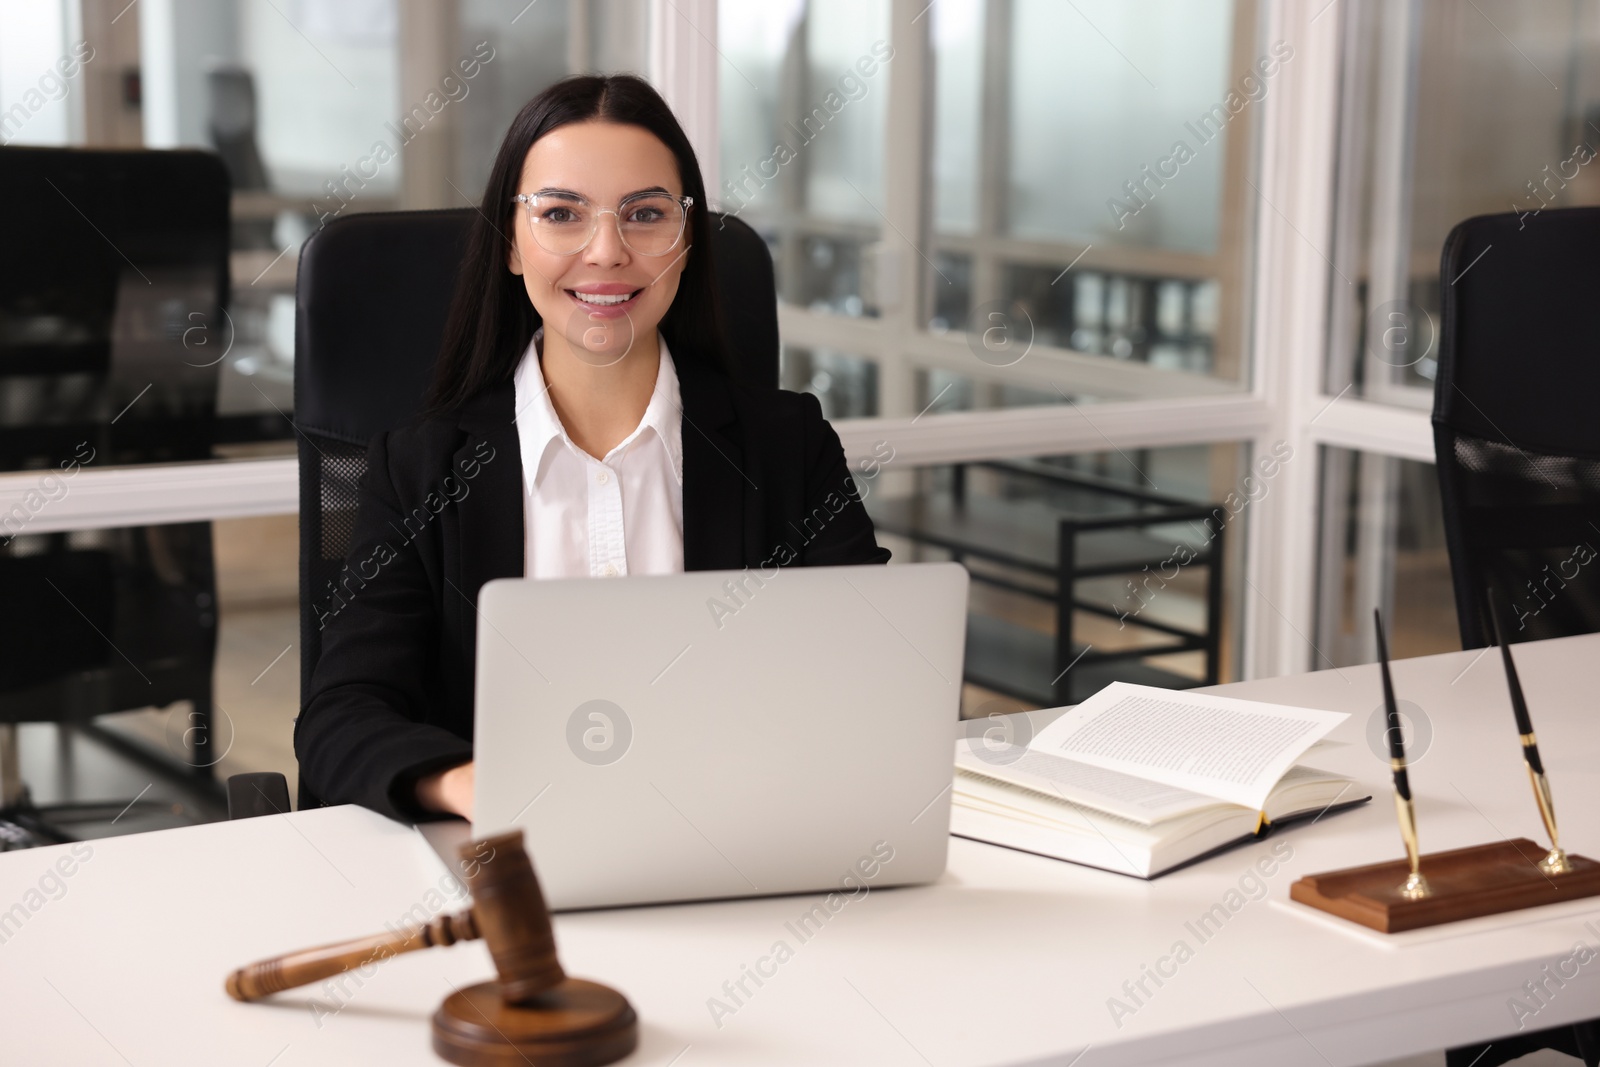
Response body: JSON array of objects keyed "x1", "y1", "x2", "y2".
[{"x1": 460, "y1": 831, "x2": 567, "y2": 1005}]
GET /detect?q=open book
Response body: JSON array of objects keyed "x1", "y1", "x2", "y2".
[{"x1": 952, "y1": 682, "x2": 1371, "y2": 878}]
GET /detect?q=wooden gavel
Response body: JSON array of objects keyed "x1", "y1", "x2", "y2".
[
  {"x1": 226, "y1": 830, "x2": 562, "y2": 1004},
  {"x1": 226, "y1": 830, "x2": 637, "y2": 1067}
]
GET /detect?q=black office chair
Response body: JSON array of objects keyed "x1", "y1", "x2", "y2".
[
  {"x1": 1434, "y1": 206, "x2": 1600, "y2": 650},
  {"x1": 226, "y1": 771, "x2": 292, "y2": 820},
  {"x1": 207, "y1": 66, "x2": 271, "y2": 193},
  {"x1": 286, "y1": 206, "x2": 780, "y2": 813},
  {"x1": 0, "y1": 147, "x2": 230, "y2": 847},
  {"x1": 206, "y1": 65, "x2": 275, "y2": 250},
  {"x1": 1435, "y1": 208, "x2": 1600, "y2": 1067}
]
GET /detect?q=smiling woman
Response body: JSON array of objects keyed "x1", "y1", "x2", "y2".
[
  {"x1": 293, "y1": 74, "x2": 892, "y2": 824},
  {"x1": 424, "y1": 76, "x2": 733, "y2": 412}
]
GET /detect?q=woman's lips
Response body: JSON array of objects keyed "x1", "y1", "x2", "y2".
[{"x1": 566, "y1": 287, "x2": 644, "y2": 319}]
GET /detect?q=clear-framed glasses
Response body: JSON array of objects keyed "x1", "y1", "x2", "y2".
[{"x1": 511, "y1": 190, "x2": 693, "y2": 257}]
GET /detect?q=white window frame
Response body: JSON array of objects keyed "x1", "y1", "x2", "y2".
[{"x1": 0, "y1": 0, "x2": 1440, "y2": 682}]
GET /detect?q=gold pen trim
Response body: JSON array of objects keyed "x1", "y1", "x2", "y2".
[
  {"x1": 1393, "y1": 792, "x2": 1430, "y2": 899},
  {"x1": 1526, "y1": 766, "x2": 1573, "y2": 875}
]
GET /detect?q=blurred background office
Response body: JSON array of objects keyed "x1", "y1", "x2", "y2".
[{"x1": 2, "y1": 0, "x2": 1598, "y2": 843}]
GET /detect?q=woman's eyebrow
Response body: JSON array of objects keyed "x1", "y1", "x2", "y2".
[{"x1": 528, "y1": 185, "x2": 673, "y2": 200}]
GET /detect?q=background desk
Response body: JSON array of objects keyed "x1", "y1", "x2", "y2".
[{"x1": 3, "y1": 635, "x2": 1599, "y2": 1065}]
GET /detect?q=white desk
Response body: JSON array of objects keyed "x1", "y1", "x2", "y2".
[{"x1": 4, "y1": 635, "x2": 1599, "y2": 1066}]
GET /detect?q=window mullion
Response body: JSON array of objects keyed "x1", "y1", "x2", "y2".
[{"x1": 880, "y1": 0, "x2": 932, "y2": 425}]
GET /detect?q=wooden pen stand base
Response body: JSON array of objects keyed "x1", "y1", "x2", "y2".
[{"x1": 1290, "y1": 838, "x2": 1600, "y2": 933}]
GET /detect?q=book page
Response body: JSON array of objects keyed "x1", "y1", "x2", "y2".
[
  {"x1": 954, "y1": 742, "x2": 1219, "y2": 825},
  {"x1": 1026, "y1": 682, "x2": 1348, "y2": 809}
]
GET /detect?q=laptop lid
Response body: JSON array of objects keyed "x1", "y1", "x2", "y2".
[{"x1": 471, "y1": 562, "x2": 968, "y2": 910}]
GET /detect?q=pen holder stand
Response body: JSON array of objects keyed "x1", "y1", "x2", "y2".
[{"x1": 1290, "y1": 838, "x2": 1600, "y2": 933}]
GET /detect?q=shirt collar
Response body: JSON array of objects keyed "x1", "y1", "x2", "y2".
[{"x1": 512, "y1": 328, "x2": 684, "y2": 489}]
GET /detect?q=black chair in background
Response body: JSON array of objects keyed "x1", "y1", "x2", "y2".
[
  {"x1": 206, "y1": 64, "x2": 275, "y2": 250},
  {"x1": 226, "y1": 770, "x2": 291, "y2": 821},
  {"x1": 0, "y1": 147, "x2": 231, "y2": 846},
  {"x1": 207, "y1": 66, "x2": 271, "y2": 194},
  {"x1": 1434, "y1": 208, "x2": 1600, "y2": 1066},
  {"x1": 288, "y1": 206, "x2": 780, "y2": 812},
  {"x1": 1434, "y1": 206, "x2": 1600, "y2": 650}
]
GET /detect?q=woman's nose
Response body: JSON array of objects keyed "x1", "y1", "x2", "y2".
[{"x1": 584, "y1": 210, "x2": 629, "y2": 267}]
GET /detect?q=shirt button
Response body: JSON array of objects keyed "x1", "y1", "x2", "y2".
[
  {"x1": 602, "y1": 563, "x2": 618, "y2": 577},
  {"x1": 596, "y1": 470, "x2": 610, "y2": 485}
]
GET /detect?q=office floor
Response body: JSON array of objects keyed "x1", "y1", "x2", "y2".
[{"x1": 7, "y1": 515, "x2": 301, "y2": 843}]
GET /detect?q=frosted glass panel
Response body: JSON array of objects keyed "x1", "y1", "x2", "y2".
[
  {"x1": 1325, "y1": 0, "x2": 1600, "y2": 403},
  {"x1": 801, "y1": 0, "x2": 889, "y2": 224},
  {"x1": 1007, "y1": 0, "x2": 1233, "y2": 254},
  {"x1": 242, "y1": 0, "x2": 401, "y2": 194},
  {"x1": 718, "y1": 1, "x2": 797, "y2": 217},
  {"x1": 717, "y1": 0, "x2": 891, "y2": 316},
  {"x1": 925, "y1": 0, "x2": 1257, "y2": 394},
  {"x1": 0, "y1": 0, "x2": 76, "y2": 146},
  {"x1": 930, "y1": 0, "x2": 982, "y2": 235}
]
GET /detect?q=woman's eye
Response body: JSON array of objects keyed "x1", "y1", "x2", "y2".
[
  {"x1": 541, "y1": 207, "x2": 577, "y2": 223},
  {"x1": 627, "y1": 208, "x2": 664, "y2": 223}
]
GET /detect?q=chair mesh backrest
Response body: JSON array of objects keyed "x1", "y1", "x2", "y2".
[
  {"x1": 1434, "y1": 206, "x2": 1600, "y2": 647},
  {"x1": 296, "y1": 208, "x2": 779, "y2": 704},
  {"x1": 298, "y1": 433, "x2": 367, "y2": 679}
]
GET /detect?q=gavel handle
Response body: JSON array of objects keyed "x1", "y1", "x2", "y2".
[{"x1": 225, "y1": 909, "x2": 479, "y2": 1001}]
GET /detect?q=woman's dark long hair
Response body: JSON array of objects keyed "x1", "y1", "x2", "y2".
[{"x1": 426, "y1": 74, "x2": 732, "y2": 413}]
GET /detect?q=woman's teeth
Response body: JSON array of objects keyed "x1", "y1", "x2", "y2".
[{"x1": 571, "y1": 290, "x2": 637, "y2": 306}]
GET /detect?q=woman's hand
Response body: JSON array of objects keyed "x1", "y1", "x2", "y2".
[{"x1": 415, "y1": 760, "x2": 475, "y2": 820}]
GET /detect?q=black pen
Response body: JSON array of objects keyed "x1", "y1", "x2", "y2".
[
  {"x1": 1375, "y1": 610, "x2": 1429, "y2": 899},
  {"x1": 1485, "y1": 591, "x2": 1573, "y2": 875}
]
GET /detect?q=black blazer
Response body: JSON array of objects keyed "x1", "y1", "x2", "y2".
[{"x1": 294, "y1": 361, "x2": 890, "y2": 821}]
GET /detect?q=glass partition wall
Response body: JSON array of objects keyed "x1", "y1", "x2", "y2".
[
  {"x1": 129, "y1": 0, "x2": 652, "y2": 447},
  {"x1": 1313, "y1": 0, "x2": 1600, "y2": 666},
  {"x1": 720, "y1": 0, "x2": 1265, "y2": 708},
  {"x1": 720, "y1": 0, "x2": 1264, "y2": 420},
  {"x1": 3, "y1": 0, "x2": 653, "y2": 472},
  {"x1": 927, "y1": 0, "x2": 1258, "y2": 396}
]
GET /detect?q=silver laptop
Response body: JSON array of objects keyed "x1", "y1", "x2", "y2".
[{"x1": 470, "y1": 562, "x2": 968, "y2": 910}]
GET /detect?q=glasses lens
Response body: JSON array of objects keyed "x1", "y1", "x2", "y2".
[
  {"x1": 619, "y1": 194, "x2": 686, "y2": 256},
  {"x1": 527, "y1": 197, "x2": 593, "y2": 255}
]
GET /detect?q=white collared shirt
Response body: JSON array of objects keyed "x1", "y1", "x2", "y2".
[{"x1": 511, "y1": 330, "x2": 685, "y2": 579}]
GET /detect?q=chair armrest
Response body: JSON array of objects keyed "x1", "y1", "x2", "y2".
[{"x1": 226, "y1": 772, "x2": 292, "y2": 819}]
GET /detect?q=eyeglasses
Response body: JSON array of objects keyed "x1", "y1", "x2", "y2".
[{"x1": 511, "y1": 190, "x2": 693, "y2": 257}]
